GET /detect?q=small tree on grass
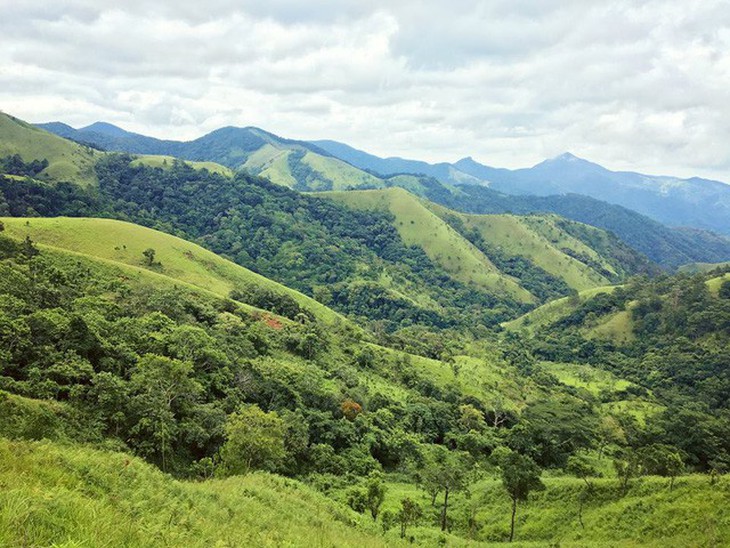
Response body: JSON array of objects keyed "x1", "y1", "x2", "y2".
[
  {"x1": 638, "y1": 444, "x2": 684, "y2": 490},
  {"x1": 567, "y1": 453, "x2": 601, "y2": 528},
  {"x1": 397, "y1": 497, "x2": 423, "y2": 539},
  {"x1": 218, "y1": 405, "x2": 286, "y2": 476},
  {"x1": 567, "y1": 453, "x2": 601, "y2": 490},
  {"x1": 365, "y1": 471, "x2": 387, "y2": 520},
  {"x1": 143, "y1": 247, "x2": 157, "y2": 266},
  {"x1": 501, "y1": 452, "x2": 545, "y2": 542},
  {"x1": 614, "y1": 449, "x2": 640, "y2": 495}
]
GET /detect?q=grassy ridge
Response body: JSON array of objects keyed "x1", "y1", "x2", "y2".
[
  {"x1": 4, "y1": 435, "x2": 727, "y2": 547},
  {"x1": 427, "y1": 205, "x2": 618, "y2": 291},
  {"x1": 503, "y1": 286, "x2": 618, "y2": 333},
  {"x1": 0, "y1": 113, "x2": 99, "y2": 186},
  {"x1": 0, "y1": 438, "x2": 395, "y2": 548},
  {"x1": 322, "y1": 188, "x2": 534, "y2": 302},
  {"x1": 0, "y1": 216, "x2": 345, "y2": 327}
]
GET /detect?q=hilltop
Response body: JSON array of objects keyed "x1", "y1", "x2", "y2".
[{"x1": 0, "y1": 113, "x2": 100, "y2": 186}]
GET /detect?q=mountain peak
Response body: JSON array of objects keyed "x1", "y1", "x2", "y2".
[
  {"x1": 80, "y1": 121, "x2": 129, "y2": 136},
  {"x1": 554, "y1": 152, "x2": 580, "y2": 162}
]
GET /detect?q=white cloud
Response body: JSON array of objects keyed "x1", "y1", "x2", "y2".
[{"x1": 1, "y1": 0, "x2": 730, "y2": 180}]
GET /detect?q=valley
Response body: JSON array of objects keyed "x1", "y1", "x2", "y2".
[{"x1": 0, "y1": 113, "x2": 729, "y2": 546}]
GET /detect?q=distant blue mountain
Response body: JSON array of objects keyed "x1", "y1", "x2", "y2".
[{"x1": 314, "y1": 140, "x2": 730, "y2": 236}]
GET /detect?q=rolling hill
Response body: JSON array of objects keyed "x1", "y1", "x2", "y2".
[
  {"x1": 0, "y1": 113, "x2": 100, "y2": 186},
  {"x1": 322, "y1": 188, "x2": 651, "y2": 301},
  {"x1": 0, "y1": 216, "x2": 345, "y2": 327}
]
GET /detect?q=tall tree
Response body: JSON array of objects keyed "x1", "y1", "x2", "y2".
[{"x1": 501, "y1": 452, "x2": 545, "y2": 542}]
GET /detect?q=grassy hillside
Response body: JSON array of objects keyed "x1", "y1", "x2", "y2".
[
  {"x1": 0, "y1": 112, "x2": 99, "y2": 186},
  {"x1": 0, "y1": 216, "x2": 344, "y2": 327},
  {"x1": 0, "y1": 438, "x2": 396, "y2": 548},
  {"x1": 439, "y1": 210, "x2": 616, "y2": 291},
  {"x1": 323, "y1": 188, "x2": 534, "y2": 303},
  {"x1": 130, "y1": 154, "x2": 234, "y2": 177},
  {"x1": 503, "y1": 286, "x2": 618, "y2": 333},
  {"x1": 324, "y1": 188, "x2": 645, "y2": 305},
  {"x1": 5, "y1": 436, "x2": 728, "y2": 547}
]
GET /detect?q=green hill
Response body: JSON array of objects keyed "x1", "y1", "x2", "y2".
[
  {"x1": 130, "y1": 154, "x2": 234, "y2": 177},
  {"x1": 322, "y1": 188, "x2": 533, "y2": 303},
  {"x1": 503, "y1": 286, "x2": 618, "y2": 333},
  {"x1": 0, "y1": 112, "x2": 99, "y2": 186},
  {"x1": 324, "y1": 188, "x2": 648, "y2": 304},
  {"x1": 0, "y1": 216, "x2": 344, "y2": 327}
]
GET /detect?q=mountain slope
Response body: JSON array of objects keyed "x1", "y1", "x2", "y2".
[
  {"x1": 38, "y1": 121, "x2": 386, "y2": 192},
  {"x1": 1, "y1": 113, "x2": 99, "y2": 186},
  {"x1": 0, "y1": 216, "x2": 345, "y2": 327},
  {"x1": 0, "y1": 438, "x2": 397, "y2": 548},
  {"x1": 321, "y1": 188, "x2": 533, "y2": 303},
  {"x1": 322, "y1": 188, "x2": 651, "y2": 303},
  {"x1": 36, "y1": 117, "x2": 730, "y2": 269},
  {"x1": 455, "y1": 153, "x2": 730, "y2": 236},
  {"x1": 426, "y1": 183, "x2": 730, "y2": 271}
]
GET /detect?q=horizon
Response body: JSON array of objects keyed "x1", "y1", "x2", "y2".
[{"x1": 30, "y1": 115, "x2": 730, "y2": 183}]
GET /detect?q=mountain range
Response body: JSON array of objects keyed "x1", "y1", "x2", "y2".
[{"x1": 33, "y1": 117, "x2": 730, "y2": 270}]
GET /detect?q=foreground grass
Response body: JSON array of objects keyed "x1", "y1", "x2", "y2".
[{"x1": 0, "y1": 438, "x2": 397, "y2": 548}]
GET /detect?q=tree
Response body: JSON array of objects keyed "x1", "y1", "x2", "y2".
[
  {"x1": 364, "y1": 471, "x2": 387, "y2": 520},
  {"x1": 130, "y1": 354, "x2": 202, "y2": 471},
  {"x1": 566, "y1": 453, "x2": 601, "y2": 529},
  {"x1": 142, "y1": 247, "x2": 156, "y2": 266},
  {"x1": 719, "y1": 280, "x2": 730, "y2": 299},
  {"x1": 218, "y1": 404, "x2": 286, "y2": 476},
  {"x1": 419, "y1": 447, "x2": 471, "y2": 531},
  {"x1": 567, "y1": 453, "x2": 601, "y2": 490},
  {"x1": 397, "y1": 497, "x2": 422, "y2": 539},
  {"x1": 614, "y1": 449, "x2": 640, "y2": 495},
  {"x1": 638, "y1": 444, "x2": 684, "y2": 490},
  {"x1": 501, "y1": 452, "x2": 545, "y2": 542}
]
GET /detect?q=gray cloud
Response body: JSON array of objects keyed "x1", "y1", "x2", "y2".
[{"x1": 1, "y1": 0, "x2": 730, "y2": 180}]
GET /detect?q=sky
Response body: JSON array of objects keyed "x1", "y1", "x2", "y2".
[{"x1": 2, "y1": 0, "x2": 730, "y2": 180}]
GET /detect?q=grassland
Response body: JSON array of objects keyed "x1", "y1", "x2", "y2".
[
  {"x1": 243, "y1": 144, "x2": 299, "y2": 187},
  {"x1": 130, "y1": 155, "x2": 234, "y2": 177},
  {"x1": 429, "y1": 206, "x2": 616, "y2": 291},
  {"x1": 302, "y1": 152, "x2": 383, "y2": 190},
  {"x1": 544, "y1": 361, "x2": 633, "y2": 397},
  {"x1": 0, "y1": 113, "x2": 99, "y2": 186},
  {"x1": 322, "y1": 188, "x2": 534, "y2": 303},
  {"x1": 707, "y1": 272, "x2": 730, "y2": 295},
  {"x1": 0, "y1": 217, "x2": 345, "y2": 326},
  {"x1": 0, "y1": 438, "x2": 397, "y2": 548},
  {"x1": 503, "y1": 286, "x2": 618, "y2": 333},
  {"x1": 5, "y1": 434, "x2": 726, "y2": 547}
]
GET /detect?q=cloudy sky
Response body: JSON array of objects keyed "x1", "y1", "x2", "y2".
[{"x1": 2, "y1": 0, "x2": 730, "y2": 180}]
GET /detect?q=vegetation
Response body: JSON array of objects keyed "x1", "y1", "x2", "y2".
[{"x1": 1, "y1": 116, "x2": 729, "y2": 545}]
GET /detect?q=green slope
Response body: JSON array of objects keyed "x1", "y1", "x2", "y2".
[
  {"x1": 0, "y1": 112, "x2": 99, "y2": 186},
  {"x1": 0, "y1": 216, "x2": 344, "y2": 327},
  {"x1": 427, "y1": 206, "x2": 620, "y2": 291},
  {"x1": 322, "y1": 188, "x2": 534, "y2": 303},
  {"x1": 503, "y1": 286, "x2": 618, "y2": 333},
  {"x1": 323, "y1": 188, "x2": 640, "y2": 304},
  {"x1": 0, "y1": 438, "x2": 396, "y2": 548},
  {"x1": 130, "y1": 154, "x2": 234, "y2": 177}
]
